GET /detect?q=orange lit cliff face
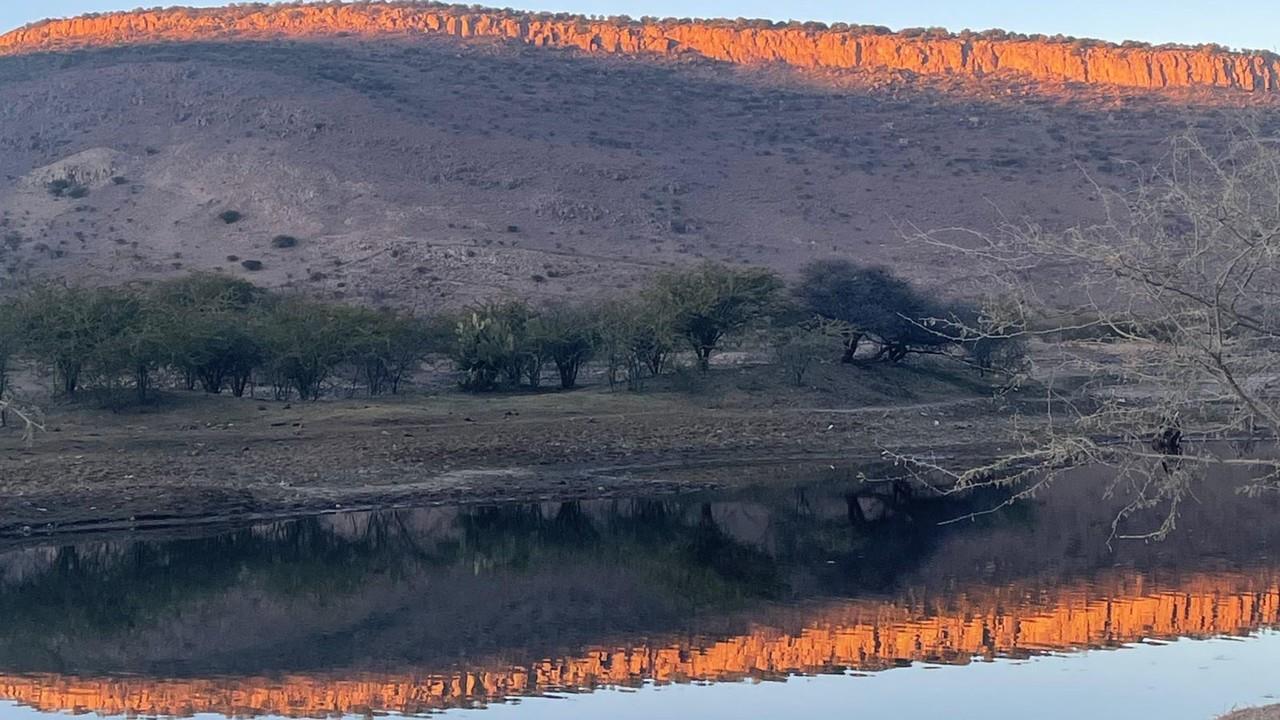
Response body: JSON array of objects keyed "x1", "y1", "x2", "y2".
[
  {"x1": 2, "y1": 568, "x2": 1277, "y2": 717},
  {"x1": 0, "y1": 3, "x2": 1277, "y2": 93}
]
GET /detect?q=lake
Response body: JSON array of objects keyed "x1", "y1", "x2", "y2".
[{"x1": 1, "y1": 464, "x2": 1278, "y2": 719}]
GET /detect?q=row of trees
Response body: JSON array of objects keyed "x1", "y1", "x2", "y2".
[
  {"x1": 0, "y1": 261, "x2": 1018, "y2": 406},
  {"x1": 452, "y1": 261, "x2": 1020, "y2": 392},
  {"x1": 1, "y1": 275, "x2": 440, "y2": 405}
]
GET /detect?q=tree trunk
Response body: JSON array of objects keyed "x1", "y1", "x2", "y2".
[
  {"x1": 135, "y1": 366, "x2": 150, "y2": 404},
  {"x1": 556, "y1": 358, "x2": 579, "y2": 389},
  {"x1": 841, "y1": 333, "x2": 863, "y2": 363},
  {"x1": 697, "y1": 348, "x2": 712, "y2": 373}
]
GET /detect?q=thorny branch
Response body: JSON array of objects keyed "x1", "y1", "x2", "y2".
[{"x1": 896, "y1": 123, "x2": 1280, "y2": 541}]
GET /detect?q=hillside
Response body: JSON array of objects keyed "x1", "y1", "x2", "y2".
[{"x1": 0, "y1": 3, "x2": 1273, "y2": 307}]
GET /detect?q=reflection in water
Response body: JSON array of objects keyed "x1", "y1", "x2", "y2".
[{"x1": 1, "y1": 468, "x2": 1278, "y2": 717}]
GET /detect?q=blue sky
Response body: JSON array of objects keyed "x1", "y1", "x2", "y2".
[{"x1": 4, "y1": 1, "x2": 1278, "y2": 52}]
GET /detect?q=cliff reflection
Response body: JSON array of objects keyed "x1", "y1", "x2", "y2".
[{"x1": 1, "y1": 470, "x2": 1279, "y2": 717}]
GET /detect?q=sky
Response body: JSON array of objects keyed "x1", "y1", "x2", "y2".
[{"x1": 3, "y1": 1, "x2": 1279, "y2": 53}]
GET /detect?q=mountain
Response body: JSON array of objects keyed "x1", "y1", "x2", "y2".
[{"x1": 0, "y1": 3, "x2": 1272, "y2": 306}]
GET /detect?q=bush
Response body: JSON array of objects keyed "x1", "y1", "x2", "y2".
[
  {"x1": 271, "y1": 235, "x2": 299, "y2": 249},
  {"x1": 0, "y1": 303, "x2": 17, "y2": 423},
  {"x1": 46, "y1": 179, "x2": 89, "y2": 199},
  {"x1": 219, "y1": 210, "x2": 244, "y2": 224},
  {"x1": 773, "y1": 327, "x2": 832, "y2": 387},
  {"x1": 240, "y1": 259, "x2": 264, "y2": 271},
  {"x1": 452, "y1": 301, "x2": 528, "y2": 392},
  {"x1": 596, "y1": 297, "x2": 674, "y2": 392}
]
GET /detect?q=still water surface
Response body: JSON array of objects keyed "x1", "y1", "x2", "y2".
[{"x1": 0, "y1": 467, "x2": 1278, "y2": 719}]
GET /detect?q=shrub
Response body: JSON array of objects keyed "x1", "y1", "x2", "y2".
[
  {"x1": 773, "y1": 327, "x2": 832, "y2": 387},
  {"x1": 271, "y1": 235, "x2": 299, "y2": 249},
  {"x1": 240, "y1": 259, "x2": 264, "y2": 271},
  {"x1": 452, "y1": 302, "x2": 526, "y2": 391},
  {"x1": 46, "y1": 179, "x2": 89, "y2": 199},
  {"x1": 219, "y1": 210, "x2": 244, "y2": 224}
]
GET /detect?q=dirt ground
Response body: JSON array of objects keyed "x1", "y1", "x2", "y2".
[{"x1": 0, "y1": 360, "x2": 1021, "y2": 539}]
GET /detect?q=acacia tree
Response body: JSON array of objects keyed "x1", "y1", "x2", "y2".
[
  {"x1": 796, "y1": 259, "x2": 957, "y2": 363},
  {"x1": 911, "y1": 127, "x2": 1280, "y2": 540},
  {"x1": 19, "y1": 285, "x2": 144, "y2": 397},
  {"x1": 259, "y1": 297, "x2": 357, "y2": 401},
  {"x1": 345, "y1": 311, "x2": 436, "y2": 396},
  {"x1": 648, "y1": 263, "x2": 783, "y2": 372},
  {"x1": 152, "y1": 274, "x2": 265, "y2": 397},
  {"x1": 532, "y1": 303, "x2": 600, "y2": 390}
]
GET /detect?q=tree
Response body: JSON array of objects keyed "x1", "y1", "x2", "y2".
[
  {"x1": 773, "y1": 327, "x2": 832, "y2": 387},
  {"x1": 344, "y1": 309, "x2": 436, "y2": 396},
  {"x1": 151, "y1": 274, "x2": 265, "y2": 397},
  {"x1": 648, "y1": 263, "x2": 783, "y2": 372},
  {"x1": 19, "y1": 285, "x2": 141, "y2": 397},
  {"x1": 259, "y1": 297, "x2": 356, "y2": 401},
  {"x1": 596, "y1": 297, "x2": 676, "y2": 391},
  {"x1": 532, "y1": 303, "x2": 599, "y2": 389},
  {"x1": 796, "y1": 259, "x2": 954, "y2": 363},
  {"x1": 912, "y1": 126, "x2": 1280, "y2": 539}
]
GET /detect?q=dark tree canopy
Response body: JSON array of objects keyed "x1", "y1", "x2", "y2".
[{"x1": 797, "y1": 259, "x2": 952, "y2": 362}]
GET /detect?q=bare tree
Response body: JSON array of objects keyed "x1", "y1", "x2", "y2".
[
  {"x1": 907, "y1": 125, "x2": 1280, "y2": 540},
  {"x1": 0, "y1": 392, "x2": 43, "y2": 446}
]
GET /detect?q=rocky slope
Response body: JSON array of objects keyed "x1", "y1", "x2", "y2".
[
  {"x1": 3, "y1": 2, "x2": 1278, "y2": 93},
  {"x1": 0, "y1": 6, "x2": 1271, "y2": 305}
]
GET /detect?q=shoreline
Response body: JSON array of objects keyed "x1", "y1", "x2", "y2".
[{"x1": 0, "y1": 376, "x2": 1015, "y2": 542}]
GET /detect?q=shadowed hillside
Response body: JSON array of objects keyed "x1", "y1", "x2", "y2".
[{"x1": 0, "y1": 4, "x2": 1274, "y2": 306}]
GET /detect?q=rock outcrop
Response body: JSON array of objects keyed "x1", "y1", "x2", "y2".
[{"x1": 1, "y1": 3, "x2": 1277, "y2": 93}]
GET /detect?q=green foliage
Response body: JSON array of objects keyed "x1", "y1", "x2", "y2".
[
  {"x1": 596, "y1": 297, "x2": 674, "y2": 392},
  {"x1": 530, "y1": 303, "x2": 600, "y2": 390},
  {"x1": 773, "y1": 327, "x2": 833, "y2": 387},
  {"x1": 151, "y1": 274, "x2": 265, "y2": 397},
  {"x1": 17, "y1": 285, "x2": 142, "y2": 397},
  {"x1": 258, "y1": 297, "x2": 361, "y2": 401},
  {"x1": 5, "y1": 274, "x2": 437, "y2": 404},
  {"x1": 46, "y1": 179, "x2": 88, "y2": 199},
  {"x1": 452, "y1": 300, "x2": 530, "y2": 392},
  {"x1": 344, "y1": 308, "x2": 434, "y2": 396},
  {"x1": 218, "y1": 210, "x2": 243, "y2": 224},
  {"x1": 647, "y1": 263, "x2": 784, "y2": 372}
]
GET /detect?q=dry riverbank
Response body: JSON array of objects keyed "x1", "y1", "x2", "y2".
[{"x1": 0, "y1": 361, "x2": 1018, "y2": 539}]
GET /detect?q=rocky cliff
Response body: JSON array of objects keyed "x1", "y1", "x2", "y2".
[{"x1": 2, "y1": 2, "x2": 1277, "y2": 93}]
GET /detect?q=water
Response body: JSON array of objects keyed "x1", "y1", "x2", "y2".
[{"x1": 0, "y1": 467, "x2": 1278, "y2": 720}]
